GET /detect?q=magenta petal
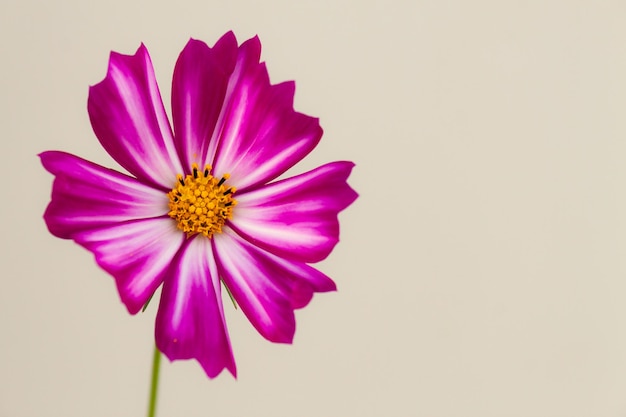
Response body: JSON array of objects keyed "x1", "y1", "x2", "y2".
[
  {"x1": 156, "y1": 236, "x2": 236, "y2": 378},
  {"x1": 230, "y1": 161, "x2": 358, "y2": 263},
  {"x1": 171, "y1": 33, "x2": 238, "y2": 171},
  {"x1": 213, "y1": 228, "x2": 336, "y2": 343},
  {"x1": 88, "y1": 44, "x2": 183, "y2": 189},
  {"x1": 40, "y1": 151, "x2": 169, "y2": 239},
  {"x1": 210, "y1": 36, "x2": 323, "y2": 190},
  {"x1": 74, "y1": 218, "x2": 184, "y2": 314},
  {"x1": 276, "y1": 254, "x2": 336, "y2": 310}
]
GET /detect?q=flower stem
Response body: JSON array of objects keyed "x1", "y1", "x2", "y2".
[{"x1": 147, "y1": 344, "x2": 161, "y2": 417}]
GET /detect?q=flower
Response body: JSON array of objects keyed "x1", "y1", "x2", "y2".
[{"x1": 40, "y1": 32, "x2": 357, "y2": 378}]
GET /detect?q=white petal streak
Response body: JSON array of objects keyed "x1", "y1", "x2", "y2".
[{"x1": 74, "y1": 217, "x2": 184, "y2": 312}]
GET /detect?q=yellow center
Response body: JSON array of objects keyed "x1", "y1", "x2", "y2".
[{"x1": 167, "y1": 163, "x2": 237, "y2": 238}]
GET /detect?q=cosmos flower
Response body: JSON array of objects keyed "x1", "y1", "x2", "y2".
[{"x1": 40, "y1": 32, "x2": 357, "y2": 378}]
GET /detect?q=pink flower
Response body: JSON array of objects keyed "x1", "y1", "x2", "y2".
[{"x1": 40, "y1": 32, "x2": 357, "y2": 378}]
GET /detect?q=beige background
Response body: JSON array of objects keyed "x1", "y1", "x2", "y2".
[{"x1": 2, "y1": 0, "x2": 626, "y2": 416}]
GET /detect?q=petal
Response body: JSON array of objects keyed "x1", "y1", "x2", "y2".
[
  {"x1": 88, "y1": 44, "x2": 183, "y2": 189},
  {"x1": 73, "y1": 218, "x2": 184, "y2": 314},
  {"x1": 171, "y1": 33, "x2": 238, "y2": 171},
  {"x1": 213, "y1": 228, "x2": 336, "y2": 343},
  {"x1": 40, "y1": 151, "x2": 169, "y2": 239},
  {"x1": 229, "y1": 161, "x2": 358, "y2": 263},
  {"x1": 210, "y1": 36, "x2": 323, "y2": 190},
  {"x1": 279, "y1": 255, "x2": 337, "y2": 310},
  {"x1": 155, "y1": 236, "x2": 236, "y2": 378}
]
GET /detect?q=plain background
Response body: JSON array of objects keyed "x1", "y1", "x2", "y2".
[{"x1": 2, "y1": 0, "x2": 626, "y2": 416}]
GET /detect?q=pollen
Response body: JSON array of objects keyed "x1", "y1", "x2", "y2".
[{"x1": 167, "y1": 163, "x2": 237, "y2": 238}]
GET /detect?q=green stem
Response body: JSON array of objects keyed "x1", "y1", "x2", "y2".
[{"x1": 147, "y1": 344, "x2": 161, "y2": 417}]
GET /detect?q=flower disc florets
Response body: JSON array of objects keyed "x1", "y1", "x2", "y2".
[{"x1": 167, "y1": 163, "x2": 237, "y2": 238}]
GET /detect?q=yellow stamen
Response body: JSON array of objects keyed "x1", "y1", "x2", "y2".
[{"x1": 167, "y1": 163, "x2": 237, "y2": 238}]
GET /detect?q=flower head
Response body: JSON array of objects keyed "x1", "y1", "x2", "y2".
[{"x1": 40, "y1": 32, "x2": 357, "y2": 378}]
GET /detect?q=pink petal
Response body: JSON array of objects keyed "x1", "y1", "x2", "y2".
[
  {"x1": 40, "y1": 151, "x2": 169, "y2": 239},
  {"x1": 213, "y1": 228, "x2": 336, "y2": 343},
  {"x1": 230, "y1": 161, "x2": 358, "y2": 263},
  {"x1": 275, "y1": 253, "x2": 337, "y2": 310},
  {"x1": 88, "y1": 44, "x2": 183, "y2": 189},
  {"x1": 155, "y1": 236, "x2": 236, "y2": 378},
  {"x1": 74, "y1": 218, "x2": 184, "y2": 314},
  {"x1": 171, "y1": 33, "x2": 238, "y2": 172},
  {"x1": 210, "y1": 36, "x2": 323, "y2": 190}
]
